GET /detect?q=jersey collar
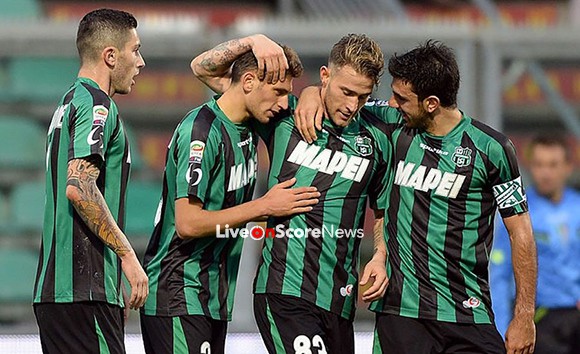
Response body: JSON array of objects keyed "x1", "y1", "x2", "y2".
[
  {"x1": 207, "y1": 95, "x2": 250, "y2": 131},
  {"x1": 77, "y1": 77, "x2": 102, "y2": 91},
  {"x1": 424, "y1": 111, "x2": 471, "y2": 141}
]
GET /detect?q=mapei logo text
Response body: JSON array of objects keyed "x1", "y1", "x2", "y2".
[
  {"x1": 394, "y1": 161, "x2": 466, "y2": 199},
  {"x1": 228, "y1": 157, "x2": 257, "y2": 192},
  {"x1": 287, "y1": 141, "x2": 370, "y2": 182}
]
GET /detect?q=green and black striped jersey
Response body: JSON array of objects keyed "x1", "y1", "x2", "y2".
[
  {"x1": 142, "y1": 96, "x2": 258, "y2": 321},
  {"x1": 365, "y1": 102, "x2": 528, "y2": 324},
  {"x1": 34, "y1": 77, "x2": 131, "y2": 306},
  {"x1": 254, "y1": 96, "x2": 392, "y2": 320}
]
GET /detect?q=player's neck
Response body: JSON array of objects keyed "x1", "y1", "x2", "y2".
[
  {"x1": 426, "y1": 108, "x2": 462, "y2": 137},
  {"x1": 217, "y1": 90, "x2": 251, "y2": 124},
  {"x1": 78, "y1": 65, "x2": 113, "y2": 97}
]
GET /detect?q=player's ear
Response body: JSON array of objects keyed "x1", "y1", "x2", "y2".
[
  {"x1": 423, "y1": 95, "x2": 440, "y2": 113},
  {"x1": 242, "y1": 71, "x2": 257, "y2": 93},
  {"x1": 103, "y1": 47, "x2": 117, "y2": 67},
  {"x1": 320, "y1": 66, "x2": 330, "y2": 88}
]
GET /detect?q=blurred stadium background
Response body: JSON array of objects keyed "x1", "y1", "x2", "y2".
[{"x1": 0, "y1": 0, "x2": 578, "y2": 353}]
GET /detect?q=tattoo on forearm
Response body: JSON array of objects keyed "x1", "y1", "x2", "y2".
[
  {"x1": 196, "y1": 39, "x2": 250, "y2": 74},
  {"x1": 67, "y1": 159, "x2": 131, "y2": 256}
]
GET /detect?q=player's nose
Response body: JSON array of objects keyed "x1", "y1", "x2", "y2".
[
  {"x1": 137, "y1": 52, "x2": 145, "y2": 69},
  {"x1": 277, "y1": 95, "x2": 289, "y2": 110}
]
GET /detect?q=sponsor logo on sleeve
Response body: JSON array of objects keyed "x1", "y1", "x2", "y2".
[
  {"x1": 92, "y1": 105, "x2": 109, "y2": 126},
  {"x1": 190, "y1": 140, "x2": 205, "y2": 164},
  {"x1": 493, "y1": 176, "x2": 526, "y2": 209},
  {"x1": 87, "y1": 127, "x2": 103, "y2": 147}
]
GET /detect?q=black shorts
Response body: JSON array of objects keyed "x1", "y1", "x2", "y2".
[
  {"x1": 373, "y1": 312, "x2": 506, "y2": 354},
  {"x1": 33, "y1": 302, "x2": 125, "y2": 354},
  {"x1": 535, "y1": 307, "x2": 580, "y2": 354},
  {"x1": 140, "y1": 313, "x2": 227, "y2": 354},
  {"x1": 254, "y1": 293, "x2": 354, "y2": 354}
]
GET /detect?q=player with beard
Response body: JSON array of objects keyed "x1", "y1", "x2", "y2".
[
  {"x1": 33, "y1": 9, "x2": 148, "y2": 354},
  {"x1": 296, "y1": 40, "x2": 537, "y2": 354}
]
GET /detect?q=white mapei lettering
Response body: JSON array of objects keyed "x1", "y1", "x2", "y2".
[
  {"x1": 309, "y1": 149, "x2": 332, "y2": 172},
  {"x1": 434, "y1": 172, "x2": 457, "y2": 197},
  {"x1": 421, "y1": 168, "x2": 442, "y2": 192},
  {"x1": 323, "y1": 151, "x2": 348, "y2": 174},
  {"x1": 287, "y1": 141, "x2": 369, "y2": 182},
  {"x1": 227, "y1": 158, "x2": 257, "y2": 191},
  {"x1": 394, "y1": 161, "x2": 466, "y2": 198},
  {"x1": 394, "y1": 161, "x2": 415, "y2": 185},
  {"x1": 287, "y1": 141, "x2": 320, "y2": 166}
]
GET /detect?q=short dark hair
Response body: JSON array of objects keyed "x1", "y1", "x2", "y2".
[
  {"x1": 76, "y1": 8, "x2": 138, "y2": 64},
  {"x1": 388, "y1": 40, "x2": 460, "y2": 107},
  {"x1": 329, "y1": 34, "x2": 384, "y2": 87},
  {"x1": 231, "y1": 45, "x2": 304, "y2": 83},
  {"x1": 528, "y1": 134, "x2": 571, "y2": 161}
]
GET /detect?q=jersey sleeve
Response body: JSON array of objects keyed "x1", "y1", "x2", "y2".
[
  {"x1": 488, "y1": 138, "x2": 528, "y2": 218},
  {"x1": 174, "y1": 117, "x2": 221, "y2": 204},
  {"x1": 363, "y1": 99, "x2": 403, "y2": 124},
  {"x1": 68, "y1": 97, "x2": 117, "y2": 163},
  {"x1": 368, "y1": 140, "x2": 392, "y2": 212}
]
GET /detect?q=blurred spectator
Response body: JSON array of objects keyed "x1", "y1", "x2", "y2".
[{"x1": 490, "y1": 134, "x2": 580, "y2": 354}]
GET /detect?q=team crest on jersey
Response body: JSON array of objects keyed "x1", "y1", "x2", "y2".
[
  {"x1": 462, "y1": 296, "x2": 481, "y2": 309},
  {"x1": 92, "y1": 105, "x2": 108, "y2": 126},
  {"x1": 452, "y1": 146, "x2": 472, "y2": 167},
  {"x1": 190, "y1": 140, "x2": 205, "y2": 164},
  {"x1": 355, "y1": 135, "x2": 373, "y2": 156}
]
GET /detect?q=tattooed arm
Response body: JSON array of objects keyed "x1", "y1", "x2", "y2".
[
  {"x1": 66, "y1": 157, "x2": 148, "y2": 309},
  {"x1": 360, "y1": 211, "x2": 389, "y2": 302},
  {"x1": 190, "y1": 34, "x2": 288, "y2": 93}
]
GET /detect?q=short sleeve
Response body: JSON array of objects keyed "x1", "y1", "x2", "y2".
[
  {"x1": 363, "y1": 99, "x2": 403, "y2": 124},
  {"x1": 174, "y1": 118, "x2": 221, "y2": 204},
  {"x1": 68, "y1": 99, "x2": 116, "y2": 163},
  {"x1": 368, "y1": 145, "x2": 392, "y2": 212},
  {"x1": 368, "y1": 164, "x2": 390, "y2": 212},
  {"x1": 489, "y1": 139, "x2": 528, "y2": 218}
]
